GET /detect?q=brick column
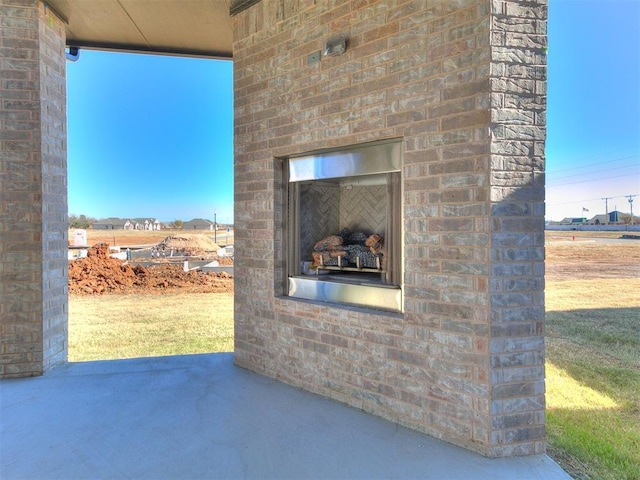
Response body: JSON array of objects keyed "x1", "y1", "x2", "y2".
[
  {"x1": 488, "y1": 0, "x2": 547, "y2": 456},
  {"x1": 0, "y1": 0, "x2": 68, "y2": 378}
]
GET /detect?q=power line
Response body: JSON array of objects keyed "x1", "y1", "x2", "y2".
[
  {"x1": 548, "y1": 154, "x2": 639, "y2": 175},
  {"x1": 546, "y1": 172, "x2": 640, "y2": 188},
  {"x1": 547, "y1": 155, "x2": 640, "y2": 176},
  {"x1": 549, "y1": 161, "x2": 639, "y2": 183},
  {"x1": 550, "y1": 147, "x2": 632, "y2": 165},
  {"x1": 546, "y1": 193, "x2": 639, "y2": 207}
]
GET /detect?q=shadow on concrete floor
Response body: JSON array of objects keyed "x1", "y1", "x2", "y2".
[{"x1": 0, "y1": 353, "x2": 570, "y2": 479}]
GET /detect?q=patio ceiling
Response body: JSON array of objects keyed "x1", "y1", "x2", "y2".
[{"x1": 46, "y1": 0, "x2": 235, "y2": 59}]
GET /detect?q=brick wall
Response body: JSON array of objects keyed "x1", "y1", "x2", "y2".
[
  {"x1": 232, "y1": 0, "x2": 546, "y2": 457},
  {"x1": 38, "y1": 1, "x2": 68, "y2": 371},
  {"x1": 0, "y1": 0, "x2": 67, "y2": 378}
]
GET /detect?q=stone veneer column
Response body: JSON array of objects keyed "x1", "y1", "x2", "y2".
[
  {"x1": 488, "y1": 0, "x2": 547, "y2": 456},
  {"x1": 231, "y1": 0, "x2": 546, "y2": 457},
  {"x1": 0, "y1": 0, "x2": 68, "y2": 378}
]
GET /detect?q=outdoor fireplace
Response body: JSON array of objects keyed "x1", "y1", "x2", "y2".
[{"x1": 286, "y1": 140, "x2": 402, "y2": 312}]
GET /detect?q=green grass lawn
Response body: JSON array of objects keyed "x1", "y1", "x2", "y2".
[
  {"x1": 546, "y1": 279, "x2": 640, "y2": 480},
  {"x1": 68, "y1": 292, "x2": 234, "y2": 361}
]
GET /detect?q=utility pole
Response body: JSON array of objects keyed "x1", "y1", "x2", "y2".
[
  {"x1": 214, "y1": 210, "x2": 217, "y2": 243},
  {"x1": 602, "y1": 197, "x2": 612, "y2": 225},
  {"x1": 627, "y1": 195, "x2": 636, "y2": 225}
]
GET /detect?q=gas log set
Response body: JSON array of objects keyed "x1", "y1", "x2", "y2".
[{"x1": 311, "y1": 228, "x2": 384, "y2": 271}]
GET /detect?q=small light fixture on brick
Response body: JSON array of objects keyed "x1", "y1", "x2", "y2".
[{"x1": 323, "y1": 34, "x2": 347, "y2": 57}]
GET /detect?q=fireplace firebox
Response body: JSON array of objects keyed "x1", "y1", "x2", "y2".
[{"x1": 285, "y1": 140, "x2": 402, "y2": 312}]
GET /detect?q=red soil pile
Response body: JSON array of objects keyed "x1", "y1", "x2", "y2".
[{"x1": 68, "y1": 244, "x2": 233, "y2": 295}]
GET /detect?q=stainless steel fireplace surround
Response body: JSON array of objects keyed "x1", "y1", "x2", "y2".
[{"x1": 286, "y1": 140, "x2": 402, "y2": 312}]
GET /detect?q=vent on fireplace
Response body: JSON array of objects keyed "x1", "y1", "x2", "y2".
[{"x1": 286, "y1": 140, "x2": 402, "y2": 312}]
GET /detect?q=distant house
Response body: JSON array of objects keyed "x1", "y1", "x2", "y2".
[
  {"x1": 587, "y1": 213, "x2": 608, "y2": 225},
  {"x1": 94, "y1": 217, "x2": 163, "y2": 230},
  {"x1": 587, "y1": 211, "x2": 637, "y2": 225},
  {"x1": 93, "y1": 218, "x2": 129, "y2": 230},
  {"x1": 559, "y1": 217, "x2": 587, "y2": 225},
  {"x1": 183, "y1": 218, "x2": 214, "y2": 230},
  {"x1": 130, "y1": 218, "x2": 162, "y2": 230}
]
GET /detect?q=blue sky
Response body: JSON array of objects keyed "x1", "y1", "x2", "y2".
[
  {"x1": 67, "y1": 53, "x2": 234, "y2": 224},
  {"x1": 67, "y1": 0, "x2": 639, "y2": 223},
  {"x1": 546, "y1": 0, "x2": 640, "y2": 220}
]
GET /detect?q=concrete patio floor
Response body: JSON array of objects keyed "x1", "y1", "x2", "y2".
[{"x1": 0, "y1": 353, "x2": 570, "y2": 479}]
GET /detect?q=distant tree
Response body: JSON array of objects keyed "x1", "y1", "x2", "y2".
[
  {"x1": 171, "y1": 220, "x2": 183, "y2": 229},
  {"x1": 69, "y1": 214, "x2": 94, "y2": 229}
]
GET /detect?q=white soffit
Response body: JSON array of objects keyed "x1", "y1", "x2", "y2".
[{"x1": 46, "y1": 0, "x2": 234, "y2": 59}]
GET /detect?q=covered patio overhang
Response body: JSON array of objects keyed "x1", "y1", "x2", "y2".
[
  {"x1": 45, "y1": 0, "x2": 236, "y2": 59},
  {"x1": 1, "y1": 0, "x2": 554, "y2": 462}
]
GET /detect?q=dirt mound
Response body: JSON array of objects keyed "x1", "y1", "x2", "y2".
[
  {"x1": 153, "y1": 234, "x2": 221, "y2": 257},
  {"x1": 69, "y1": 243, "x2": 233, "y2": 295}
]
